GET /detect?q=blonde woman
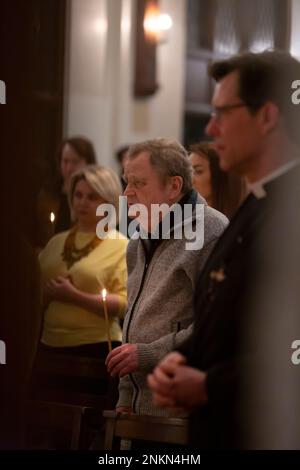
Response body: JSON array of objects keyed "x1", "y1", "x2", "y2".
[{"x1": 39, "y1": 165, "x2": 128, "y2": 359}]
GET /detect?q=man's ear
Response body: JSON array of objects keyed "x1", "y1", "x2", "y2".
[
  {"x1": 169, "y1": 175, "x2": 183, "y2": 201},
  {"x1": 258, "y1": 101, "x2": 280, "y2": 135}
]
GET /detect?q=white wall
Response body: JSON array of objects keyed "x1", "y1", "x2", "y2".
[
  {"x1": 116, "y1": 0, "x2": 186, "y2": 146},
  {"x1": 64, "y1": 0, "x2": 186, "y2": 168},
  {"x1": 290, "y1": 0, "x2": 300, "y2": 59},
  {"x1": 64, "y1": 0, "x2": 111, "y2": 166}
]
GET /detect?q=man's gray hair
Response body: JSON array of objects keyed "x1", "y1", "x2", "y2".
[{"x1": 128, "y1": 138, "x2": 193, "y2": 195}]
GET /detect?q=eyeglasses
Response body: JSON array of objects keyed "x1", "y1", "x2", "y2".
[{"x1": 210, "y1": 103, "x2": 250, "y2": 122}]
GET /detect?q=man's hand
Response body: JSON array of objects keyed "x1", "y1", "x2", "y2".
[
  {"x1": 146, "y1": 352, "x2": 186, "y2": 408},
  {"x1": 105, "y1": 343, "x2": 138, "y2": 377},
  {"x1": 147, "y1": 352, "x2": 208, "y2": 411}
]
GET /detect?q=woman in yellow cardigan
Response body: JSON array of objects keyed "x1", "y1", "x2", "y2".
[{"x1": 39, "y1": 165, "x2": 128, "y2": 359}]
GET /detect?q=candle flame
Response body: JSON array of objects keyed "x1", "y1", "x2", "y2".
[
  {"x1": 101, "y1": 288, "x2": 107, "y2": 301},
  {"x1": 50, "y1": 212, "x2": 55, "y2": 223}
]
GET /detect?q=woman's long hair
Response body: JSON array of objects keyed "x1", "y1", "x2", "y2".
[{"x1": 190, "y1": 141, "x2": 246, "y2": 219}]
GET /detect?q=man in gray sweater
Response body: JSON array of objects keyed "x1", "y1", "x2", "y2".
[{"x1": 106, "y1": 138, "x2": 228, "y2": 417}]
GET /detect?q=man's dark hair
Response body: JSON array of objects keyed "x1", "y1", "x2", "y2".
[
  {"x1": 209, "y1": 50, "x2": 300, "y2": 146},
  {"x1": 116, "y1": 145, "x2": 130, "y2": 164}
]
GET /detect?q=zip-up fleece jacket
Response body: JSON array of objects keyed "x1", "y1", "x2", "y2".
[{"x1": 117, "y1": 193, "x2": 228, "y2": 416}]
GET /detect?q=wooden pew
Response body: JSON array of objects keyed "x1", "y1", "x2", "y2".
[
  {"x1": 103, "y1": 411, "x2": 189, "y2": 450},
  {"x1": 31, "y1": 352, "x2": 117, "y2": 409},
  {"x1": 26, "y1": 400, "x2": 96, "y2": 449},
  {"x1": 27, "y1": 352, "x2": 117, "y2": 449}
]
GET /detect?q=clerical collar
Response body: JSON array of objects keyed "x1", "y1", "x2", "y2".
[{"x1": 248, "y1": 159, "x2": 300, "y2": 199}]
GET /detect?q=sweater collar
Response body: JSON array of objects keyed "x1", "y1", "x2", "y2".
[{"x1": 140, "y1": 189, "x2": 199, "y2": 258}]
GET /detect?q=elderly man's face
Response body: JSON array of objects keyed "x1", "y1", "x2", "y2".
[
  {"x1": 206, "y1": 71, "x2": 264, "y2": 182},
  {"x1": 123, "y1": 152, "x2": 175, "y2": 232}
]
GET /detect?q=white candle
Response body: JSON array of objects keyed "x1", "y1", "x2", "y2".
[
  {"x1": 50, "y1": 212, "x2": 55, "y2": 223},
  {"x1": 101, "y1": 288, "x2": 112, "y2": 352}
]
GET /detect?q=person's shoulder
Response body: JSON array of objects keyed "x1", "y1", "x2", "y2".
[
  {"x1": 38, "y1": 230, "x2": 69, "y2": 261},
  {"x1": 105, "y1": 229, "x2": 128, "y2": 242},
  {"x1": 192, "y1": 194, "x2": 229, "y2": 234},
  {"x1": 42, "y1": 230, "x2": 69, "y2": 250},
  {"x1": 103, "y1": 230, "x2": 129, "y2": 251},
  {"x1": 205, "y1": 205, "x2": 229, "y2": 227},
  {"x1": 203, "y1": 206, "x2": 229, "y2": 241},
  {"x1": 51, "y1": 229, "x2": 70, "y2": 241}
]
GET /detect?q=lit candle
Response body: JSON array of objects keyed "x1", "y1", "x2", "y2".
[
  {"x1": 101, "y1": 288, "x2": 112, "y2": 352},
  {"x1": 50, "y1": 212, "x2": 55, "y2": 224}
]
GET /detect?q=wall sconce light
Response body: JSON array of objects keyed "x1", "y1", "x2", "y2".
[
  {"x1": 134, "y1": 0, "x2": 172, "y2": 98},
  {"x1": 143, "y1": 3, "x2": 172, "y2": 43}
]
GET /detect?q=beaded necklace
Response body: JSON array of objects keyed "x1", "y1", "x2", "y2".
[{"x1": 61, "y1": 226, "x2": 102, "y2": 269}]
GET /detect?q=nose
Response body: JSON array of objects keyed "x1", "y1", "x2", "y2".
[
  {"x1": 205, "y1": 116, "x2": 220, "y2": 138},
  {"x1": 67, "y1": 162, "x2": 77, "y2": 173},
  {"x1": 124, "y1": 184, "x2": 134, "y2": 197},
  {"x1": 78, "y1": 197, "x2": 88, "y2": 207},
  {"x1": 64, "y1": 164, "x2": 76, "y2": 179}
]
